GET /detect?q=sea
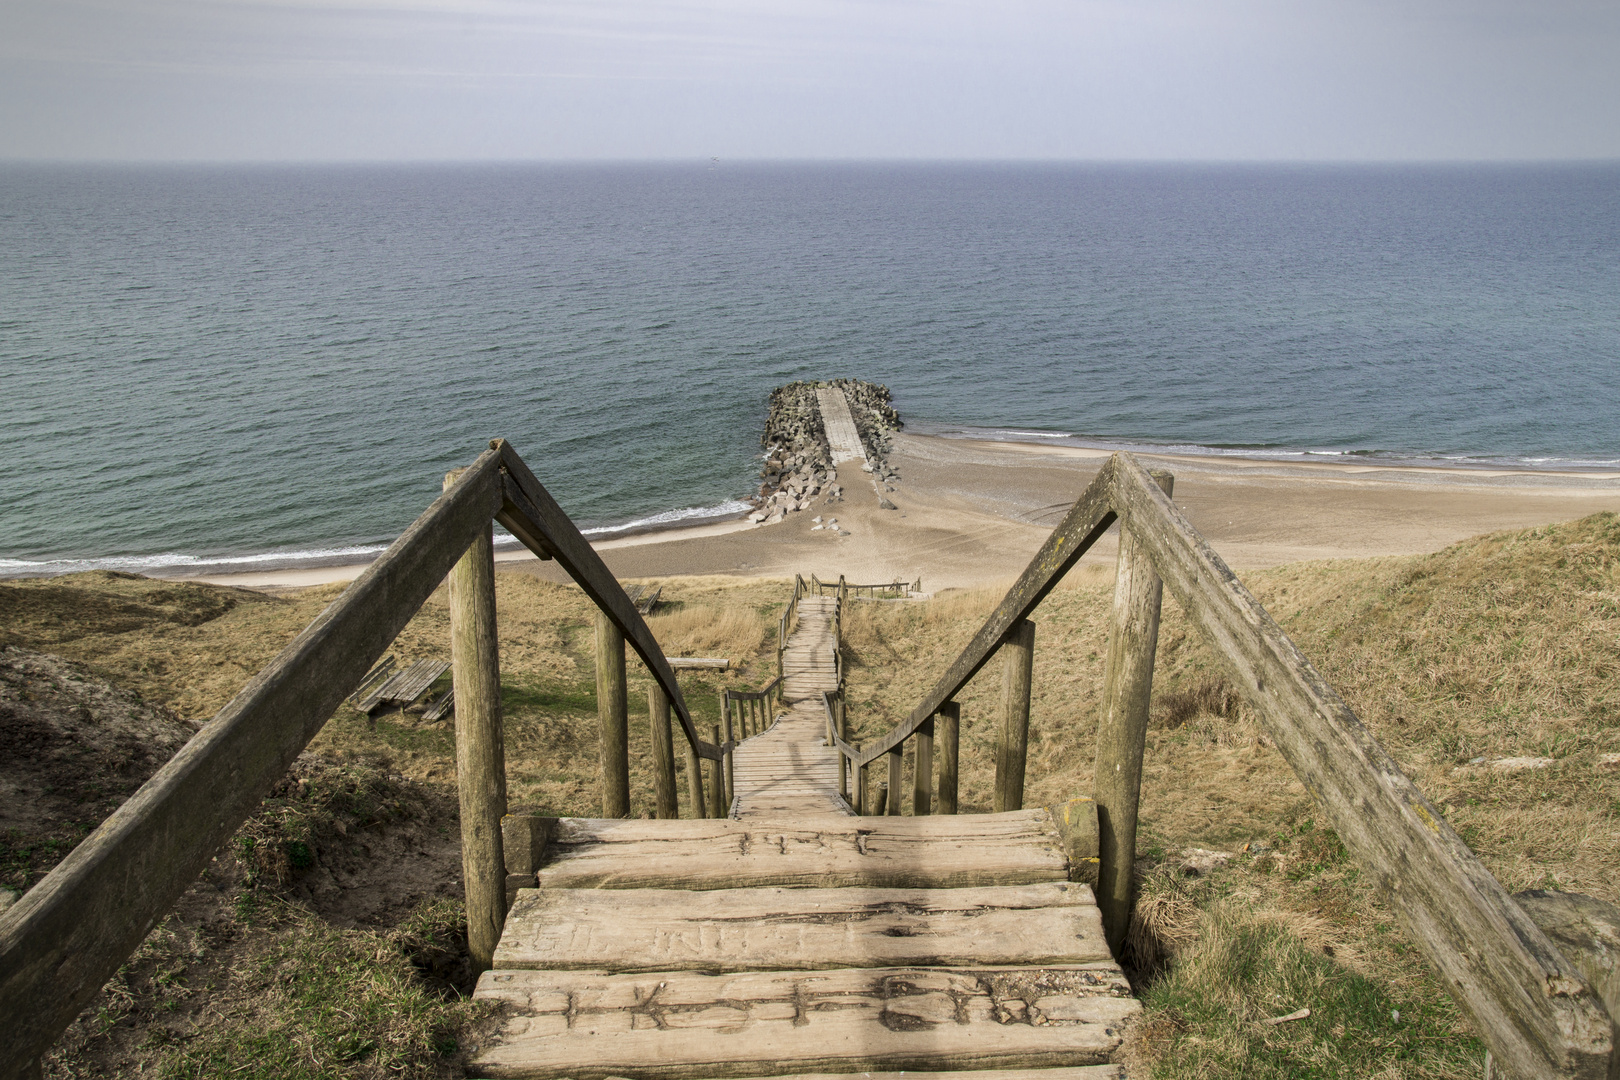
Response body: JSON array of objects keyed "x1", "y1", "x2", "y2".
[{"x1": 2, "y1": 162, "x2": 1618, "y2": 578}]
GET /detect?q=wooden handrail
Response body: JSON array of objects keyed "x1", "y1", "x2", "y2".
[
  {"x1": 841, "y1": 460, "x2": 1119, "y2": 769},
  {"x1": 0, "y1": 440, "x2": 728, "y2": 1076},
  {"x1": 0, "y1": 447, "x2": 509, "y2": 1075},
  {"x1": 494, "y1": 441, "x2": 719, "y2": 762},
  {"x1": 834, "y1": 450, "x2": 1614, "y2": 1078},
  {"x1": 1105, "y1": 452, "x2": 1612, "y2": 1079}
]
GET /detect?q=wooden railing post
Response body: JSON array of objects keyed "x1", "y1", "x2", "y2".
[
  {"x1": 684, "y1": 737, "x2": 706, "y2": 818},
  {"x1": 912, "y1": 715, "x2": 934, "y2": 816},
  {"x1": 995, "y1": 619, "x2": 1036, "y2": 812},
  {"x1": 937, "y1": 701, "x2": 959, "y2": 815},
  {"x1": 648, "y1": 684, "x2": 678, "y2": 819},
  {"x1": 887, "y1": 746, "x2": 903, "y2": 816},
  {"x1": 595, "y1": 610, "x2": 630, "y2": 818},
  {"x1": 855, "y1": 746, "x2": 868, "y2": 814},
  {"x1": 1094, "y1": 470, "x2": 1172, "y2": 954},
  {"x1": 708, "y1": 724, "x2": 728, "y2": 818},
  {"x1": 723, "y1": 701, "x2": 736, "y2": 806},
  {"x1": 446, "y1": 474, "x2": 506, "y2": 973}
]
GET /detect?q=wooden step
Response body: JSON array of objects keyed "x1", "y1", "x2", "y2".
[
  {"x1": 495, "y1": 883, "x2": 1110, "y2": 972},
  {"x1": 469, "y1": 964, "x2": 1138, "y2": 1079},
  {"x1": 536, "y1": 811, "x2": 1070, "y2": 890},
  {"x1": 718, "y1": 1071, "x2": 1124, "y2": 1080}
]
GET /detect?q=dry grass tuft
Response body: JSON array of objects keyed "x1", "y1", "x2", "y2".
[{"x1": 644, "y1": 603, "x2": 768, "y2": 660}]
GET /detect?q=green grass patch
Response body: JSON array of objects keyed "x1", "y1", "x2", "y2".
[
  {"x1": 1140, "y1": 903, "x2": 1483, "y2": 1079},
  {"x1": 153, "y1": 901, "x2": 482, "y2": 1079}
]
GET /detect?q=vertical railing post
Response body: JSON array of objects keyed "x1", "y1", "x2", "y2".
[
  {"x1": 912, "y1": 715, "x2": 934, "y2": 816},
  {"x1": 595, "y1": 610, "x2": 630, "y2": 818},
  {"x1": 887, "y1": 746, "x2": 903, "y2": 816},
  {"x1": 723, "y1": 699, "x2": 736, "y2": 806},
  {"x1": 995, "y1": 619, "x2": 1036, "y2": 812},
  {"x1": 709, "y1": 725, "x2": 728, "y2": 818},
  {"x1": 684, "y1": 736, "x2": 706, "y2": 818},
  {"x1": 855, "y1": 746, "x2": 867, "y2": 814},
  {"x1": 937, "y1": 701, "x2": 960, "y2": 815},
  {"x1": 445, "y1": 471, "x2": 506, "y2": 973},
  {"x1": 1094, "y1": 470, "x2": 1172, "y2": 954},
  {"x1": 648, "y1": 684, "x2": 679, "y2": 819}
]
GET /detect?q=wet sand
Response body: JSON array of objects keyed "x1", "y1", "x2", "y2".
[{"x1": 191, "y1": 433, "x2": 1620, "y2": 593}]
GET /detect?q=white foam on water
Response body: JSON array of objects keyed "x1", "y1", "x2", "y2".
[
  {"x1": 0, "y1": 544, "x2": 391, "y2": 579},
  {"x1": 582, "y1": 499, "x2": 754, "y2": 537}
]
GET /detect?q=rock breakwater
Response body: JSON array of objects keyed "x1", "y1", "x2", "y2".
[{"x1": 750, "y1": 379, "x2": 903, "y2": 525}]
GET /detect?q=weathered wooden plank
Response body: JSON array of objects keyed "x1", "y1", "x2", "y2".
[
  {"x1": 715, "y1": 1071, "x2": 1125, "y2": 1080},
  {"x1": 1094, "y1": 468, "x2": 1170, "y2": 951},
  {"x1": 1108, "y1": 451, "x2": 1613, "y2": 1078},
  {"x1": 494, "y1": 441, "x2": 719, "y2": 761},
  {"x1": 420, "y1": 686, "x2": 454, "y2": 722},
  {"x1": 348, "y1": 654, "x2": 397, "y2": 710},
  {"x1": 0, "y1": 446, "x2": 507, "y2": 1073},
  {"x1": 447, "y1": 485, "x2": 508, "y2": 972},
  {"x1": 857, "y1": 461, "x2": 1118, "y2": 765},
  {"x1": 536, "y1": 811, "x2": 1070, "y2": 890},
  {"x1": 375, "y1": 657, "x2": 449, "y2": 706},
  {"x1": 669, "y1": 657, "x2": 730, "y2": 670},
  {"x1": 495, "y1": 883, "x2": 1112, "y2": 972},
  {"x1": 470, "y1": 964, "x2": 1138, "y2": 1079}
]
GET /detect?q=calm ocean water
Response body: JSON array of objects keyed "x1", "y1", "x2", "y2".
[{"x1": 2, "y1": 162, "x2": 1618, "y2": 576}]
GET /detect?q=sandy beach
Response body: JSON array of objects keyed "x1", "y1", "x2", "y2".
[{"x1": 186, "y1": 432, "x2": 1620, "y2": 594}]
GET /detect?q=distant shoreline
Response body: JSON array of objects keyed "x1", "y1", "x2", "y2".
[
  {"x1": 5, "y1": 429, "x2": 1618, "y2": 589},
  {"x1": 145, "y1": 432, "x2": 1620, "y2": 589}
]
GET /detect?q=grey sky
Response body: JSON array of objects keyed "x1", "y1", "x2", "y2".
[{"x1": 2, "y1": 0, "x2": 1616, "y2": 161}]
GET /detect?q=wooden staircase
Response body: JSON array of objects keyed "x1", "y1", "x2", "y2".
[
  {"x1": 467, "y1": 587, "x2": 1139, "y2": 1079},
  {"x1": 471, "y1": 813, "x2": 1135, "y2": 1078}
]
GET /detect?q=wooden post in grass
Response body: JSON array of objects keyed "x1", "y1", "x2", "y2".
[
  {"x1": 1094, "y1": 470, "x2": 1172, "y2": 954},
  {"x1": 854, "y1": 748, "x2": 868, "y2": 815},
  {"x1": 887, "y1": 746, "x2": 903, "y2": 816},
  {"x1": 684, "y1": 737, "x2": 706, "y2": 819},
  {"x1": 937, "y1": 701, "x2": 959, "y2": 815},
  {"x1": 648, "y1": 684, "x2": 678, "y2": 819},
  {"x1": 709, "y1": 724, "x2": 728, "y2": 818},
  {"x1": 723, "y1": 700, "x2": 736, "y2": 806},
  {"x1": 995, "y1": 619, "x2": 1036, "y2": 812},
  {"x1": 912, "y1": 715, "x2": 933, "y2": 816},
  {"x1": 595, "y1": 610, "x2": 630, "y2": 818},
  {"x1": 446, "y1": 470, "x2": 506, "y2": 973}
]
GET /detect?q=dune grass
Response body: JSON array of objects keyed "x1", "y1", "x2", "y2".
[
  {"x1": 838, "y1": 512, "x2": 1620, "y2": 1078},
  {"x1": 7, "y1": 513, "x2": 1619, "y2": 1077}
]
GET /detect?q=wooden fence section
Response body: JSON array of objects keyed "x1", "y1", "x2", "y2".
[
  {"x1": 830, "y1": 451, "x2": 1615, "y2": 1080},
  {"x1": 0, "y1": 440, "x2": 724, "y2": 1080},
  {"x1": 810, "y1": 573, "x2": 922, "y2": 599}
]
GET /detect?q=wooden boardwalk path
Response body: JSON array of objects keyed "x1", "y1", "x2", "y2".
[
  {"x1": 815, "y1": 386, "x2": 867, "y2": 465},
  {"x1": 469, "y1": 586, "x2": 1139, "y2": 1079},
  {"x1": 732, "y1": 594, "x2": 848, "y2": 817}
]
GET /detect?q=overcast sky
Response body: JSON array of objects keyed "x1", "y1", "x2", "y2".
[{"x1": 2, "y1": 0, "x2": 1616, "y2": 162}]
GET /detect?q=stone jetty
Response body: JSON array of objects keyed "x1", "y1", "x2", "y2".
[{"x1": 751, "y1": 379, "x2": 904, "y2": 525}]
